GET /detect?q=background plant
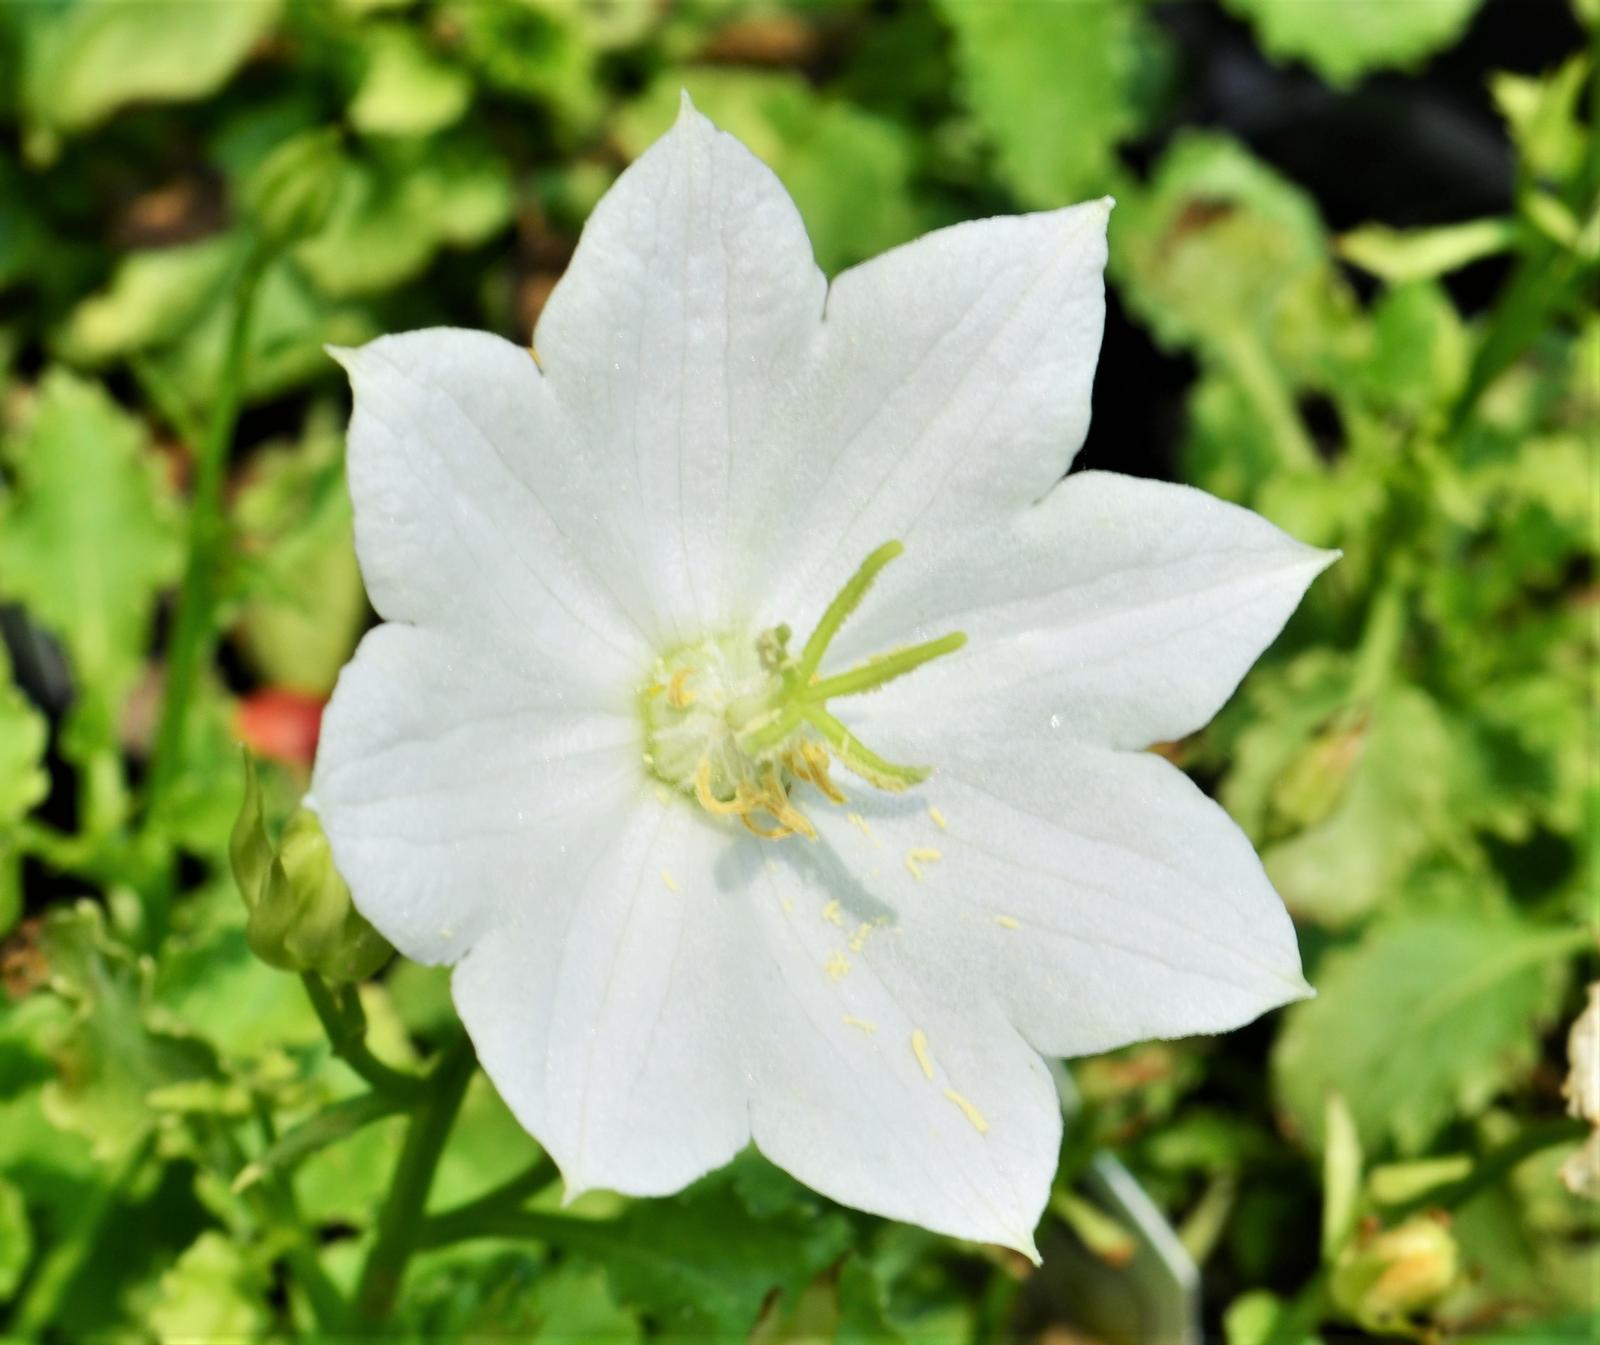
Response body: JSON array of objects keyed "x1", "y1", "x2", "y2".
[{"x1": 0, "y1": 0, "x2": 1593, "y2": 1340}]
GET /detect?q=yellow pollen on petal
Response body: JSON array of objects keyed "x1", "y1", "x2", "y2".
[
  {"x1": 911, "y1": 1029, "x2": 935, "y2": 1080},
  {"x1": 996, "y1": 915, "x2": 1020, "y2": 930},
  {"x1": 905, "y1": 847, "x2": 942, "y2": 881},
  {"x1": 821, "y1": 899, "x2": 844, "y2": 926},
  {"x1": 824, "y1": 951, "x2": 851, "y2": 982},
  {"x1": 944, "y1": 1088, "x2": 989, "y2": 1133},
  {"x1": 848, "y1": 922, "x2": 874, "y2": 953},
  {"x1": 660, "y1": 870, "x2": 679, "y2": 892},
  {"x1": 929, "y1": 806, "x2": 948, "y2": 830},
  {"x1": 843, "y1": 1015, "x2": 877, "y2": 1034},
  {"x1": 780, "y1": 896, "x2": 794, "y2": 914},
  {"x1": 847, "y1": 812, "x2": 881, "y2": 847}
]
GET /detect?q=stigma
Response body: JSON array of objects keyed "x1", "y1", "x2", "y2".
[{"x1": 638, "y1": 541, "x2": 965, "y2": 839}]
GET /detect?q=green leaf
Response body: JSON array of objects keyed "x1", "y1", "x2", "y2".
[
  {"x1": 1272, "y1": 915, "x2": 1580, "y2": 1153},
  {"x1": 476, "y1": 1166, "x2": 854, "y2": 1336},
  {"x1": 59, "y1": 237, "x2": 238, "y2": 366},
  {"x1": 39, "y1": 902, "x2": 219, "y2": 1162},
  {"x1": 0, "y1": 370, "x2": 180, "y2": 766},
  {"x1": 147, "y1": 1231, "x2": 271, "y2": 1344},
  {"x1": 292, "y1": 138, "x2": 514, "y2": 298},
  {"x1": 1221, "y1": 0, "x2": 1486, "y2": 87},
  {"x1": 0, "y1": 644, "x2": 49, "y2": 931},
  {"x1": 615, "y1": 71, "x2": 918, "y2": 276},
  {"x1": 21, "y1": 0, "x2": 281, "y2": 142},
  {"x1": 1113, "y1": 132, "x2": 1331, "y2": 360},
  {"x1": 349, "y1": 24, "x2": 472, "y2": 138},
  {"x1": 1337, "y1": 217, "x2": 1519, "y2": 284},
  {"x1": 934, "y1": 0, "x2": 1167, "y2": 204},
  {"x1": 231, "y1": 411, "x2": 365, "y2": 694},
  {"x1": 0, "y1": 1172, "x2": 33, "y2": 1299},
  {"x1": 1257, "y1": 684, "x2": 1459, "y2": 927}
]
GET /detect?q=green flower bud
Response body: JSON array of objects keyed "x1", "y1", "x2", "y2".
[
  {"x1": 1331, "y1": 1214, "x2": 1459, "y2": 1334},
  {"x1": 231, "y1": 755, "x2": 391, "y2": 984},
  {"x1": 241, "y1": 130, "x2": 343, "y2": 248}
]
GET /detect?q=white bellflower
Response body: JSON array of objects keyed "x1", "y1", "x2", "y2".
[{"x1": 313, "y1": 100, "x2": 1335, "y2": 1255}]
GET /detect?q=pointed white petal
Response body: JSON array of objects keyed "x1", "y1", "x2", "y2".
[
  {"x1": 312, "y1": 623, "x2": 639, "y2": 964},
  {"x1": 534, "y1": 97, "x2": 827, "y2": 642},
  {"x1": 754, "y1": 201, "x2": 1110, "y2": 631},
  {"x1": 741, "y1": 846, "x2": 1059, "y2": 1257},
  {"x1": 837, "y1": 471, "x2": 1336, "y2": 751},
  {"x1": 452, "y1": 795, "x2": 750, "y2": 1198},
  {"x1": 809, "y1": 737, "x2": 1310, "y2": 1061},
  {"x1": 332, "y1": 329, "x2": 653, "y2": 676}
]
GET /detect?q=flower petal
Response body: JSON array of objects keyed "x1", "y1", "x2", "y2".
[
  {"x1": 836, "y1": 470, "x2": 1336, "y2": 751},
  {"x1": 332, "y1": 329, "x2": 652, "y2": 676},
  {"x1": 741, "y1": 844, "x2": 1059, "y2": 1257},
  {"x1": 312, "y1": 623, "x2": 639, "y2": 965},
  {"x1": 809, "y1": 736, "x2": 1310, "y2": 1061},
  {"x1": 754, "y1": 200, "x2": 1110, "y2": 631},
  {"x1": 533, "y1": 95, "x2": 827, "y2": 643},
  {"x1": 452, "y1": 794, "x2": 751, "y2": 1198}
]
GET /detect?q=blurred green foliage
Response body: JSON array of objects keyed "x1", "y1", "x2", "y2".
[{"x1": 0, "y1": 1, "x2": 1595, "y2": 1341}]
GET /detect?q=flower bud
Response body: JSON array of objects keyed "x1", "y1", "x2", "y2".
[
  {"x1": 1331, "y1": 1214, "x2": 1458, "y2": 1332},
  {"x1": 230, "y1": 756, "x2": 391, "y2": 983},
  {"x1": 241, "y1": 130, "x2": 342, "y2": 248}
]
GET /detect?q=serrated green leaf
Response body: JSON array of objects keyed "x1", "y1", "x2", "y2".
[
  {"x1": 935, "y1": 0, "x2": 1166, "y2": 205},
  {"x1": 0, "y1": 371, "x2": 180, "y2": 766},
  {"x1": 1222, "y1": 0, "x2": 1486, "y2": 87},
  {"x1": 39, "y1": 902, "x2": 219, "y2": 1161},
  {"x1": 1273, "y1": 915, "x2": 1580, "y2": 1153},
  {"x1": 615, "y1": 71, "x2": 917, "y2": 275},
  {"x1": 22, "y1": 0, "x2": 281, "y2": 140}
]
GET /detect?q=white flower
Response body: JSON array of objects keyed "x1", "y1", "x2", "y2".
[{"x1": 312, "y1": 98, "x2": 1334, "y2": 1257}]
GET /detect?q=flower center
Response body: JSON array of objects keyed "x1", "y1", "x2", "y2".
[{"x1": 639, "y1": 541, "x2": 965, "y2": 840}]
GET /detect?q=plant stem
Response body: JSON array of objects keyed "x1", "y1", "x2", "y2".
[
  {"x1": 353, "y1": 1033, "x2": 476, "y2": 1325},
  {"x1": 1392, "y1": 1117, "x2": 1589, "y2": 1223},
  {"x1": 144, "y1": 240, "x2": 269, "y2": 842},
  {"x1": 301, "y1": 972, "x2": 426, "y2": 1100},
  {"x1": 1217, "y1": 325, "x2": 1319, "y2": 473},
  {"x1": 418, "y1": 1154, "x2": 561, "y2": 1246}
]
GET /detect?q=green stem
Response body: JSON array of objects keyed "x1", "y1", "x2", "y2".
[
  {"x1": 207, "y1": 1114, "x2": 345, "y2": 1333},
  {"x1": 1391, "y1": 1117, "x2": 1589, "y2": 1223},
  {"x1": 301, "y1": 973, "x2": 426, "y2": 1100},
  {"x1": 418, "y1": 1154, "x2": 562, "y2": 1246},
  {"x1": 144, "y1": 241, "x2": 270, "y2": 835},
  {"x1": 9, "y1": 1133, "x2": 155, "y2": 1336},
  {"x1": 1216, "y1": 325, "x2": 1319, "y2": 472},
  {"x1": 353, "y1": 1034, "x2": 476, "y2": 1324}
]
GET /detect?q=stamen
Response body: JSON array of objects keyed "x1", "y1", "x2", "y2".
[{"x1": 802, "y1": 632, "x2": 967, "y2": 703}]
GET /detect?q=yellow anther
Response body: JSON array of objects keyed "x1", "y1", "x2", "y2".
[
  {"x1": 843, "y1": 1015, "x2": 877, "y2": 1034},
  {"x1": 665, "y1": 667, "x2": 697, "y2": 708},
  {"x1": 929, "y1": 806, "x2": 948, "y2": 830},
  {"x1": 943, "y1": 1089, "x2": 989, "y2": 1133},
  {"x1": 824, "y1": 951, "x2": 851, "y2": 982},
  {"x1": 911, "y1": 1029, "x2": 935, "y2": 1080},
  {"x1": 905, "y1": 847, "x2": 942, "y2": 881},
  {"x1": 741, "y1": 813, "x2": 793, "y2": 840},
  {"x1": 693, "y1": 759, "x2": 746, "y2": 816},
  {"x1": 996, "y1": 915, "x2": 1020, "y2": 930}
]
